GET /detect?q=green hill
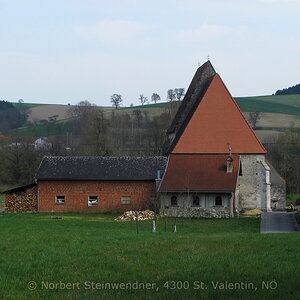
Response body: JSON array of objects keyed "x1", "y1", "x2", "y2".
[{"x1": 5, "y1": 94, "x2": 300, "y2": 137}]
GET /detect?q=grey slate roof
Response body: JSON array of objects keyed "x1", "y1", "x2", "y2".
[
  {"x1": 35, "y1": 156, "x2": 167, "y2": 181},
  {"x1": 166, "y1": 61, "x2": 216, "y2": 154}
]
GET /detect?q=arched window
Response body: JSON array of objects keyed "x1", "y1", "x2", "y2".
[
  {"x1": 192, "y1": 195, "x2": 200, "y2": 206},
  {"x1": 171, "y1": 195, "x2": 178, "y2": 206},
  {"x1": 215, "y1": 196, "x2": 222, "y2": 206}
]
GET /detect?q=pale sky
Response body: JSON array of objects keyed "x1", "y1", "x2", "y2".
[{"x1": 0, "y1": 0, "x2": 299, "y2": 106}]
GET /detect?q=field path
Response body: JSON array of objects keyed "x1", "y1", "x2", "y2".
[{"x1": 261, "y1": 212, "x2": 299, "y2": 233}]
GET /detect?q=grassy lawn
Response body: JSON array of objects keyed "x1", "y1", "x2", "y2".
[{"x1": 0, "y1": 214, "x2": 299, "y2": 300}]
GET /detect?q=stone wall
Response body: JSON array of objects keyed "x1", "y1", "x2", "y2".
[
  {"x1": 160, "y1": 207, "x2": 231, "y2": 218},
  {"x1": 159, "y1": 192, "x2": 232, "y2": 217},
  {"x1": 237, "y1": 155, "x2": 266, "y2": 210},
  {"x1": 271, "y1": 184, "x2": 286, "y2": 210}
]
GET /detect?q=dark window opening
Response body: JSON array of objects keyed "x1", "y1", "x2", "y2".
[
  {"x1": 192, "y1": 195, "x2": 200, "y2": 206},
  {"x1": 215, "y1": 196, "x2": 222, "y2": 206},
  {"x1": 171, "y1": 196, "x2": 178, "y2": 206},
  {"x1": 239, "y1": 162, "x2": 243, "y2": 176},
  {"x1": 55, "y1": 196, "x2": 65, "y2": 204},
  {"x1": 88, "y1": 196, "x2": 98, "y2": 206}
]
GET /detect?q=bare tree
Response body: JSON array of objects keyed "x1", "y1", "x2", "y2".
[
  {"x1": 133, "y1": 109, "x2": 143, "y2": 127},
  {"x1": 151, "y1": 93, "x2": 161, "y2": 104},
  {"x1": 167, "y1": 89, "x2": 176, "y2": 102},
  {"x1": 110, "y1": 94, "x2": 123, "y2": 109},
  {"x1": 174, "y1": 88, "x2": 185, "y2": 101},
  {"x1": 248, "y1": 112, "x2": 261, "y2": 129},
  {"x1": 139, "y1": 94, "x2": 148, "y2": 106}
]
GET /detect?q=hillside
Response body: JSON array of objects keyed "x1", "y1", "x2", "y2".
[{"x1": 6, "y1": 94, "x2": 300, "y2": 140}]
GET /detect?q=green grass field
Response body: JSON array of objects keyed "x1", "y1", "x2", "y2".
[
  {"x1": 0, "y1": 213, "x2": 299, "y2": 300},
  {"x1": 5, "y1": 119, "x2": 71, "y2": 137},
  {"x1": 11, "y1": 102, "x2": 45, "y2": 109},
  {"x1": 235, "y1": 98, "x2": 300, "y2": 116},
  {"x1": 236, "y1": 94, "x2": 300, "y2": 108}
]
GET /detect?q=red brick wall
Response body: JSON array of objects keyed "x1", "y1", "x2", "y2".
[
  {"x1": 38, "y1": 180, "x2": 156, "y2": 212},
  {"x1": 5, "y1": 185, "x2": 38, "y2": 212}
]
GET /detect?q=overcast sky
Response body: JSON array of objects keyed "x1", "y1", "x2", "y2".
[{"x1": 0, "y1": 0, "x2": 299, "y2": 106}]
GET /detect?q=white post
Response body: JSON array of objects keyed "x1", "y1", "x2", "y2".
[
  {"x1": 266, "y1": 168, "x2": 271, "y2": 212},
  {"x1": 152, "y1": 220, "x2": 156, "y2": 233}
]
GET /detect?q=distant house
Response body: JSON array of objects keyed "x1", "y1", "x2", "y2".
[{"x1": 34, "y1": 137, "x2": 52, "y2": 151}]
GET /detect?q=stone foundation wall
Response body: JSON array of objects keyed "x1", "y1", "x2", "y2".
[{"x1": 160, "y1": 207, "x2": 232, "y2": 218}]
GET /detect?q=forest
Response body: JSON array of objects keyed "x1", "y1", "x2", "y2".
[{"x1": 275, "y1": 83, "x2": 300, "y2": 95}]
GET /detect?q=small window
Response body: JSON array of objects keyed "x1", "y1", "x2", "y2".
[
  {"x1": 192, "y1": 195, "x2": 200, "y2": 206},
  {"x1": 88, "y1": 196, "x2": 98, "y2": 206},
  {"x1": 215, "y1": 196, "x2": 222, "y2": 206},
  {"x1": 55, "y1": 196, "x2": 65, "y2": 204},
  {"x1": 121, "y1": 196, "x2": 131, "y2": 204},
  {"x1": 171, "y1": 195, "x2": 178, "y2": 206}
]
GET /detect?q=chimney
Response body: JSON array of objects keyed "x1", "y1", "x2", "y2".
[{"x1": 226, "y1": 156, "x2": 234, "y2": 173}]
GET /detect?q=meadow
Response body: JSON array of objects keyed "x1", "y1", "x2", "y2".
[{"x1": 0, "y1": 213, "x2": 299, "y2": 300}]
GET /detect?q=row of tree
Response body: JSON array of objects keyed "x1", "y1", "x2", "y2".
[{"x1": 110, "y1": 88, "x2": 185, "y2": 109}]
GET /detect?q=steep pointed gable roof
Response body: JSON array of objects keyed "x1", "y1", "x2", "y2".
[
  {"x1": 166, "y1": 61, "x2": 216, "y2": 143},
  {"x1": 167, "y1": 63, "x2": 266, "y2": 154}
]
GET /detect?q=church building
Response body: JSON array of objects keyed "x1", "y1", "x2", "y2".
[{"x1": 157, "y1": 61, "x2": 285, "y2": 217}]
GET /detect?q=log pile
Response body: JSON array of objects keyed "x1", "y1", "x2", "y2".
[
  {"x1": 5, "y1": 193, "x2": 38, "y2": 212},
  {"x1": 115, "y1": 210, "x2": 155, "y2": 221}
]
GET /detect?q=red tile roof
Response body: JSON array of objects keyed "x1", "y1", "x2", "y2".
[
  {"x1": 159, "y1": 154, "x2": 240, "y2": 192},
  {"x1": 170, "y1": 73, "x2": 267, "y2": 154}
]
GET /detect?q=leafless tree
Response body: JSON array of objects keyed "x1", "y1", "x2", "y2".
[
  {"x1": 167, "y1": 89, "x2": 176, "y2": 102},
  {"x1": 248, "y1": 112, "x2": 261, "y2": 129},
  {"x1": 151, "y1": 93, "x2": 161, "y2": 104},
  {"x1": 133, "y1": 109, "x2": 143, "y2": 127},
  {"x1": 174, "y1": 88, "x2": 185, "y2": 101},
  {"x1": 139, "y1": 94, "x2": 148, "y2": 106},
  {"x1": 110, "y1": 94, "x2": 123, "y2": 109}
]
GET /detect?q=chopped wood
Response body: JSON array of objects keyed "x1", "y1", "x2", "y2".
[
  {"x1": 115, "y1": 210, "x2": 155, "y2": 221},
  {"x1": 5, "y1": 193, "x2": 38, "y2": 212}
]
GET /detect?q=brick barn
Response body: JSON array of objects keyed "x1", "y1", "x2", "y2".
[{"x1": 35, "y1": 156, "x2": 166, "y2": 212}]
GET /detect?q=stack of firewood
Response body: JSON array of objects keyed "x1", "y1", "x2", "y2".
[
  {"x1": 5, "y1": 194, "x2": 38, "y2": 212},
  {"x1": 115, "y1": 210, "x2": 155, "y2": 221}
]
